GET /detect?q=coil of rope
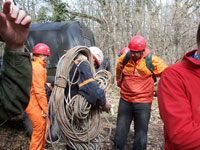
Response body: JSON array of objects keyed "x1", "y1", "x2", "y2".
[{"x1": 46, "y1": 46, "x2": 112, "y2": 150}]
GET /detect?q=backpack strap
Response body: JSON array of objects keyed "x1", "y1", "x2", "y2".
[
  {"x1": 120, "y1": 52, "x2": 130, "y2": 82},
  {"x1": 122, "y1": 52, "x2": 130, "y2": 69},
  {"x1": 145, "y1": 52, "x2": 157, "y2": 82}
]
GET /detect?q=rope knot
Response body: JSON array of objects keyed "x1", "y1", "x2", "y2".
[{"x1": 54, "y1": 76, "x2": 68, "y2": 88}]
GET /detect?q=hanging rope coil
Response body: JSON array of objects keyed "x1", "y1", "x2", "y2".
[
  {"x1": 95, "y1": 69, "x2": 111, "y2": 91},
  {"x1": 46, "y1": 46, "x2": 112, "y2": 150}
]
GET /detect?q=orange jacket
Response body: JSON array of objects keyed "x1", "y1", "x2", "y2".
[
  {"x1": 26, "y1": 57, "x2": 48, "y2": 114},
  {"x1": 116, "y1": 49, "x2": 167, "y2": 103}
]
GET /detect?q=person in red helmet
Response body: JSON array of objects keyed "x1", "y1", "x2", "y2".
[
  {"x1": 114, "y1": 35, "x2": 167, "y2": 150},
  {"x1": 25, "y1": 43, "x2": 51, "y2": 150},
  {"x1": 118, "y1": 47, "x2": 130, "y2": 57}
]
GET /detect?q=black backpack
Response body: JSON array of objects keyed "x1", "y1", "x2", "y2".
[{"x1": 120, "y1": 51, "x2": 157, "y2": 82}]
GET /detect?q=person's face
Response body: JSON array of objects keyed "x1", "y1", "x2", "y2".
[
  {"x1": 40, "y1": 55, "x2": 49, "y2": 63},
  {"x1": 130, "y1": 50, "x2": 145, "y2": 61}
]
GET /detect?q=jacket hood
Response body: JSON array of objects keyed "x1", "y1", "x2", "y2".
[
  {"x1": 183, "y1": 49, "x2": 200, "y2": 67},
  {"x1": 34, "y1": 57, "x2": 46, "y2": 68}
]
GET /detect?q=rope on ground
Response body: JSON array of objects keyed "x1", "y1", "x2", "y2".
[{"x1": 46, "y1": 46, "x2": 112, "y2": 150}]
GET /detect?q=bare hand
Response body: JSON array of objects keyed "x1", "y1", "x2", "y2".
[
  {"x1": 41, "y1": 110, "x2": 47, "y2": 117},
  {"x1": 101, "y1": 101, "x2": 111, "y2": 112},
  {"x1": 153, "y1": 90, "x2": 157, "y2": 97},
  {"x1": 0, "y1": 1, "x2": 32, "y2": 51}
]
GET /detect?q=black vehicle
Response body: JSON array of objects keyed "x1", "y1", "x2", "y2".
[
  {"x1": 0, "y1": 20, "x2": 110, "y2": 140},
  {"x1": 0, "y1": 21, "x2": 109, "y2": 78},
  {"x1": 25, "y1": 21, "x2": 96, "y2": 83}
]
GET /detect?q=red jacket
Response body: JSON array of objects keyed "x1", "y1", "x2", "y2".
[{"x1": 158, "y1": 50, "x2": 200, "y2": 150}]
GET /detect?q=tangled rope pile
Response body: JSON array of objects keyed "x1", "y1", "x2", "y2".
[{"x1": 46, "y1": 46, "x2": 112, "y2": 150}]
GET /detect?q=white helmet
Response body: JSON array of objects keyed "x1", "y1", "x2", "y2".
[{"x1": 89, "y1": 46, "x2": 104, "y2": 68}]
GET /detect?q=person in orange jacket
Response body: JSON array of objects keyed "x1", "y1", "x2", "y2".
[
  {"x1": 25, "y1": 43, "x2": 51, "y2": 150},
  {"x1": 114, "y1": 35, "x2": 167, "y2": 150}
]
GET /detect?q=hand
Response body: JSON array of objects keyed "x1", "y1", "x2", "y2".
[
  {"x1": 153, "y1": 90, "x2": 157, "y2": 97},
  {"x1": 117, "y1": 79, "x2": 121, "y2": 87},
  {"x1": 46, "y1": 82, "x2": 51, "y2": 87},
  {"x1": 41, "y1": 110, "x2": 47, "y2": 117},
  {"x1": 0, "y1": 1, "x2": 32, "y2": 51},
  {"x1": 101, "y1": 101, "x2": 111, "y2": 112}
]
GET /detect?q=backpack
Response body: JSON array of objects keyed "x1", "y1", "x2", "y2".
[{"x1": 120, "y1": 51, "x2": 157, "y2": 82}]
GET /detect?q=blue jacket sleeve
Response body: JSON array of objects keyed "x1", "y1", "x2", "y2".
[{"x1": 77, "y1": 61, "x2": 106, "y2": 107}]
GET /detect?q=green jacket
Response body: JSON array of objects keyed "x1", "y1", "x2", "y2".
[{"x1": 0, "y1": 50, "x2": 32, "y2": 120}]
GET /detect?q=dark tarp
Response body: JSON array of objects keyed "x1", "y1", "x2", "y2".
[
  {"x1": 25, "y1": 21, "x2": 96, "y2": 69},
  {"x1": 0, "y1": 21, "x2": 109, "y2": 82}
]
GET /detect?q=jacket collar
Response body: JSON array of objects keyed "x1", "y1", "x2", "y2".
[
  {"x1": 181, "y1": 49, "x2": 200, "y2": 75},
  {"x1": 184, "y1": 50, "x2": 200, "y2": 66},
  {"x1": 34, "y1": 57, "x2": 46, "y2": 67},
  {"x1": 143, "y1": 48, "x2": 151, "y2": 57}
]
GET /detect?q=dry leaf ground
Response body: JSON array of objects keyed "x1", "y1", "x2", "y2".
[{"x1": 0, "y1": 84, "x2": 164, "y2": 150}]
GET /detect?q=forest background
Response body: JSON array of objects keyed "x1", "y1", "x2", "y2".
[
  {"x1": 1, "y1": 0, "x2": 200, "y2": 80},
  {"x1": 0, "y1": 1, "x2": 200, "y2": 149}
]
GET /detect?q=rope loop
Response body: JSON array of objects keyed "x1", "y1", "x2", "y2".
[{"x1": 54, "y1": 75, "x2": 69, "y2": 88}]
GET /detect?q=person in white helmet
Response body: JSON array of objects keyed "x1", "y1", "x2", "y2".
[
  {"x1": 64, "y1": 46, "x2": 111, "y2": 150},
  {"x1": 64, "y1": 46, "x2": 111, "y2": 111},
  {"x1": 89, "y1": 46, "x2": 104, "y2": 69}
]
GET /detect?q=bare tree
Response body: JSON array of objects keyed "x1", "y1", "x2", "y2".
[{"x1": 10, "y1": 0, "x2": 200, "y2": 81}]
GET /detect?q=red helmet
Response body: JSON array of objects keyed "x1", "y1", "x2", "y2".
[
  {"x1": 32, "y1": 43, "x2": 51, "y2": 56},
  {"x1": 128, "y1": 35, "x2": 146, "y2": 51},
  {"x1": 120, "y1": 47, "x2": 129, "y2": 55}
]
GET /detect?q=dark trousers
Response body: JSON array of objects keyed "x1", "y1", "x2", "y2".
[{"x1": 114, "y1": 98, "x2": 151, "y2": 150}]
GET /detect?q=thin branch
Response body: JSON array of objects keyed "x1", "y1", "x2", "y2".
[{"x1": 65, "y1": 8, "x2": 104, "y2": 24}]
